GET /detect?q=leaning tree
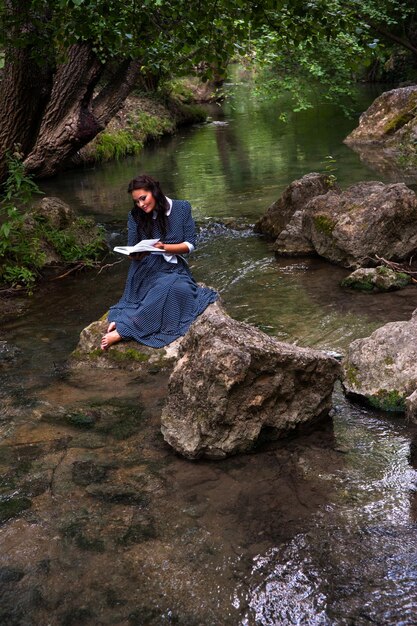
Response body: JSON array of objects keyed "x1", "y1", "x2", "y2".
[{"x1": 0, "y1": 0, "x2": 267, "y2": 181}]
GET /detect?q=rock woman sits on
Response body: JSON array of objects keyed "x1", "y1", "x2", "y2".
[{"x1": 101, "y1": 174, "x2": 218, "y2": 350}]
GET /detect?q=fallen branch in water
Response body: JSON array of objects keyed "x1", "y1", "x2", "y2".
[
  {"x1": 50, "y1": 263, "x2": 90, "y2": 280},
  {"x1": 97, "y1": 258, "x2": 123, "y2": 275},
  {"x1": 373, "y1": 255, "x2": 417, "y2": 276},
  {"x1": 49, "y1": 256, "x2": 123, "y2": 281}
]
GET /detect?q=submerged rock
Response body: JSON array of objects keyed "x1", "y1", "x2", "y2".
[
  {"x1": 254, "y1": 172, "x2": 336, "y2": 240},
  {"x1": 161, "y1": 302, "x2": 341, "y2": 460},
  {"x1": 341, "y1": 266, "x2": 411, "y2": 292},
  {"x1": 342, "y1": 309, "x2": 417, "y2": 413},
  {"x1": 0, "y1": 340, "x2": 21, "y2": 365}
]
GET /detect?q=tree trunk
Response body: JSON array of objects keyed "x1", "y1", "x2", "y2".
[
  {"x1": 0, "y1": 1, "x2": 53, "y2": 181},
  {"x1": 22, "y1": 46, "x2": 142, "y2": 179},
  {"x1": 23, "y1": 43, "x2": 104, "y2": 178}
]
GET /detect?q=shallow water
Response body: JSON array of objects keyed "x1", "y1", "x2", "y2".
[{"x1": 2, "y1": 76, "x2": 417, "y2": 625}]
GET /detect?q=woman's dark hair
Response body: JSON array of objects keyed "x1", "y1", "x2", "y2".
[{"x1": 128, "y1": 174, "x2": 169, "y2": 238}]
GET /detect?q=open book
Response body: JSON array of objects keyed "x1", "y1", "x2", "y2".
[{"x1": 113, "y1": 238, "x2": 165, "y2": 256}]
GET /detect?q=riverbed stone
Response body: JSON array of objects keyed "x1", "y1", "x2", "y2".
[
  {"x1": 0, "y1": 340, "x2": 21, "y2": 365},
  {"x1": 341, "y1": 266, "x2": 412, "y2": 292},
  {"x1": 342, "y1": 308, "x2": 417, "y2": 413},
  {"x1": 33, "y1": 197, "x2": 74, "y2": 230},
  {"x1": 161, "y1": 302, "x2": 341, "y2": 460},
  {"x1": 254, "y1": 172, "x2": 337, "y2": 239},
  {"x1": 301, "y1": 181, "x2": 417, "y2": 268}
]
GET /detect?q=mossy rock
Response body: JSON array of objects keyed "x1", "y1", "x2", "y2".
[
  {"x1": 341, "y1": 266, "x2": 412, "y2": 292},
  {"x1": 70, "y1": 318, "x2": 181, "y2": 371}
]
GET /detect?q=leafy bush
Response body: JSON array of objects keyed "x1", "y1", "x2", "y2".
[{"x1": 0, "y1": 151, "x2": 105, "y2": 293}]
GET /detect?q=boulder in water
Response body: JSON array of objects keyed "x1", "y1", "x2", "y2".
[
  {"x1": 301, "y1": 181, "x2": 417, "y2": 268},
  {"x1": 161, "y1": 301, "x2": 341, "y2": 459},
  {"x1": 254, "y1": 173, "x2": 337, "y2": 240},
  {"x1": 342, "y1": 309, "x2": 417, "y2": 413},
  {"x1": 345, "y1": 85, "x2": 417, "y2": 146}
]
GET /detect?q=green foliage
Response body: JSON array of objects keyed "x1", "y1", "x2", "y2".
[
  {"x1": 94, "y1": 130, "x2": 143, "y2": 162},
  {"x1": 0, "y1": 151, "x2": 45, "y2": 292},
  {"x1": 0, "y1": 152, "x2": 105, "y2": 292},
  {"x1": 247, "y1": 0, "x2": 417, "y2": 115},
  {"x1": 127, "y1": 112, "x2": 174, "y2": 140},
  {"x1": 368, "y1": 388, "x2": 406, "y2": 412},
  {"x1": 321, "y1": 155, "x2": 338, "y2": 186}
]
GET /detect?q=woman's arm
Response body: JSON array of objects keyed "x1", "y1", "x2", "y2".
[
  {"x1": 153, "y1": 201, "x2": 196, "y2": 254},
  {"x1": 153, "y1": 241, "x2": 190, "y2": 254}
]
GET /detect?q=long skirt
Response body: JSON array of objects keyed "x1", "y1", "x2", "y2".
[{"x1": 108, "y1": 254, "x2": 218, "y2": 348}]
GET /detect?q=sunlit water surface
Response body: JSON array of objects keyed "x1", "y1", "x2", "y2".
[{"x1": 1, "y1": 77, "x2": 417, "y2": 625}]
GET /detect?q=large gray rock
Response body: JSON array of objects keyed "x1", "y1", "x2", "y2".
[
  {"x1": 254, "y1": 173, "x2": 336, "y2": 239},
  {"x1": 161, "y1": 302, "x2": 341, "y2": 460},
  {"x1": 342, "y1": 309, "x2": 417, "y2": 415},
  {"x1": 345, "y1": 85, "x2": 417, "y2": 145},
  {"x1": 344, "y1": 86, "x2": 417, "y2": 182},
  {"x1": 301, "y1": 181, "x2": 417, "y2": 268}
]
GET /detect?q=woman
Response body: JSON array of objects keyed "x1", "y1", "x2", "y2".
[{"x1": 101, "y1": 174, "x2": 218, "y2": 350}]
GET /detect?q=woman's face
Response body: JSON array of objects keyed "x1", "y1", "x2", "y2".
[{"x1": 131, "y1": 188, "x2": 156, "y2": 214}]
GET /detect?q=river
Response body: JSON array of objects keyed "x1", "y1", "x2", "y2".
[{"x1": 1, "y1": 75, "x2": 417, "y2": 625}]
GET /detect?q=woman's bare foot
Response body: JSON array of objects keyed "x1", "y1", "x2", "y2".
[
  {"x1": 101, "y1": 330, "x2": 122, "y2": 351},
  {"x1": 107, "y1": 321, "x2": 116, "y2": 332}
]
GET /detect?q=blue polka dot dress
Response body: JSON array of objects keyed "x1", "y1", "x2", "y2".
[{"x1": 107, "y1": 199, "x2": 218, "y2": 348}]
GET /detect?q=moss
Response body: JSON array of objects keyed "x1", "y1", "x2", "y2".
[
  {"x1": 341, "y1": 276, "x2": 375, "y2": 291},
  {"x1": 344, "y1": 364, "x2": 360, "y2": 388},
  {"x1": 107, "y1": 349, "x2": 150, "y2": 363},
  {"x1": 0, "y1": 496, "x2": 32, "y2": 523},
  {"x1": 384, "y1": 356, "x2": 394, "y2": 366},
  {"x1": 313, "y1": 214, "x2": 336, "y2": 236},
  {"x1": 94, "y1": 130, "x2": 143, "y2": 162},
  {"x1": 66, "y1": 411, "x2": 97, "y2": 429},
  {"x1": 368, "y1": 389, "x2": 406, "y2": 412},
  {"x1": 394, "y1": 272, "x2": 412, "y2": 287},
  {"x1": 384, "y1": 110, "x2": 415, "y2": 135}
]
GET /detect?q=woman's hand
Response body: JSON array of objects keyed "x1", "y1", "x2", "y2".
[{"x1": 153, "y1": 241, "x2": 165, "y2": 250}]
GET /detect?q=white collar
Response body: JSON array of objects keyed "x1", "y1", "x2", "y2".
[{"x1": 152, "y1": 196, "x2": 172, "y2": 219}]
